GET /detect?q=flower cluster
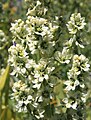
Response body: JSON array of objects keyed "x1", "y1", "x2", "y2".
[
  {"x1": 12, "y1": 80, "x2": 32, "y2": 112},
  {"x1": 8, "y1": 1, "x2": 90, "y2": 119},
  {"x1": 62, "y1": 13, "x2": 90, "y2": 120},
  {"x1": 10, "y1": 58, "x2": 56, "y2": 119},
  {"x1": 67, "y1": 54, "x2": 90, "y2": 80},
  {"x1": 8, "y1": 44, "x2": 29, "y2": 76},
  {"x1": 54, "y1": 47, "x2": 72, "y2": 64},
  {"x1": 63, "y1": 98, "x2": 77, "y2": 110},
  {"x1": 66, "y1": 13, "x2": 86, "y2": 34},
  {"x1": 8, "y1": 1, "x2": 59, "y2": 119}
]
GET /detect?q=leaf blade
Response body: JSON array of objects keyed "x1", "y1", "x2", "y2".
[{"x1": 0, "y1": 65, "x2": 10, "y2": 91}]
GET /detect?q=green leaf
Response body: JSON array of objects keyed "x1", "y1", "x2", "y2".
[
  {"x1": 0, "y1": 65, "x2": 10, "y2": 91},
  {"x1": 0, "y1": 108, "x2": 6, "y2": 120},
  {"x1": 7, "y1": 108, "x2": 12, "y2": 120},
  {"x1": 0, "y1": 107, "x2": 12, "y2": 120},
  {"x1": 54, "y1": 81, "x2": 65, "y2": 106},
  {"x1": 54, "y1": 81, "x2": 65, "y2": 98}
]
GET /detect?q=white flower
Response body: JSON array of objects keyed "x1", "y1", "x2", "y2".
[
  {"x1": 44, "y1": 74, "x2": 49, "y2": 80},
  {"x1": 38, "y1": 96, "x2": 43, "y2": 102},
  {"x1": 71, "y1": 101, "x2": 77, "y2": 110},
  {"x1": 13, "y1": 80, "x2": 27, "y2": 92},
  {"x1": 66, "y1": 21, "x2": 77, "y2": 34},
  {"x1": 65, "y1": 60, "x2": 70, "y2": 64},
  {"x1": 64, "y1": 80, "x2": 73, "y2": 91},
  {"x1": 67, "y1": 13, "x2": 86, "y2": 34},
  {"x1": 8, "y1": 44, "x2": 28, "y2": 58},
  {"x1": 24, "y1": 95, "x2": 33, "y2": 105},
  {"x1": 80, "y1": 55, "x2": 90, "y2": 71},
  {"x1": 39, "y1": 77, "x2": 44, "y2": 82},
  {"x1": 32, "y1": 102, "x2": 38, "y2": 108},
  {"x1": 65, "y1": 37, "x2": 74, "y2": 47},
  {"x1": 28, "y1": 40, "x2": 38, "y2": 54},
  {"x1": 55, "y1": 48, "x2": 72, "y2": 64},
  {"x1": 63, "y1": 98, "x2": 77, "y2": 110},
  {"x1": 64, "y1": 80, "x2": 80, "y2": 92},
  {"x1": 73, "y1": 55, "x2": 81, "y2": 65},
  {"x1": 74, "y1": 80, "x2": 80, "y2": 86},
  {"x1": 32, "y1": 81, "x2": 41, "y2": 89},
  {"x1": 21, "y1": 68, "x2": 26, "y2": 74},
  {"x1": 75, "y1": 41, "x2": 84, "y2": 48},
  {"x1": 72, "y1": 54, "x2": 90, "y2": 72},
  {"x1": 16, "y1": 100, "x2": 27, "y2": 112},
  {"x1": 66, "y1": 102, "x2": 71, "y2": 108},
  {"x1": 25, "y1": 59, "x2": 36, "y2": 69},
  {"x1": 35, "y1": 110, "x2": 45, "y2": 119},
  {"x1": 67, "y1": 67, "x2": 81, "y2": 79},
  {"x1": 10, "y1": 19, "x2": 25, "y2": 36},
  {"x1": 36, "y1": 1, "x2": 41, "y2": 6},
  {"x1": 28, "y1": 95, "x2": 33, "y2": 100},
  {"x1": 34, "y1": 72, "x2": 40, "y2": 78},
  {"x1": 80, "y1": 83, "x2": 85, "y2": 88}
]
